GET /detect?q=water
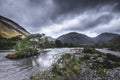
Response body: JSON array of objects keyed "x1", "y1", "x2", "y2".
[
  {"x1": 0, "y1": 48, "x2": 70, "y2": 80},
  {"x1": 0, "y1": 48, "x2": 119, "y2": 80},
  {"x1": 96, "y1": 48, "x2": 120, "y2": 57}
]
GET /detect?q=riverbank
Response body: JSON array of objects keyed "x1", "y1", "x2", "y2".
[
  {"x1": 0, "y1": 49, "x2": 14, "y2": 52},
  {"x1": 31, "y1": 48, "x2": 120, "y2": 80},
  {"x1": 1, "y1": 48, "x2": 120, "y2": 80}
]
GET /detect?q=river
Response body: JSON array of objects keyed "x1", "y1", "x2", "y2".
[
  {"x1": 0, "y1": 48, "x2": 120, "y2": 80},
  {"x1": 0, "y1": 48, "x2": 70, "y2": 80}
]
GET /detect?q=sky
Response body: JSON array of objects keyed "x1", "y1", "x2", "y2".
[{"x1": 0, "y1": 0, "x2": 120, "y2": 38}]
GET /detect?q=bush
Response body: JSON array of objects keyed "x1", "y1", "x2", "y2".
[
  {"x1": 0, "y1": 36, "x2": 21, "y2": 50},
  {"x1": 82, "y1": 47, "x2": 96, "y2": 53},
  {"x1": 6, "y1": 37, "x2": 39, "y2": 59},
  {"x1": 52, "y1": 54, "x2": 80, "y2": 77},
  {"x1": 106, "y1": 53, "x2": 120, "y2": 62},
  {"x1": 82, "y1": 54, "x2": 91, "y2": 60},
  {"x1": 31, "y1": 54, "x2": 81, "y2": 80}
]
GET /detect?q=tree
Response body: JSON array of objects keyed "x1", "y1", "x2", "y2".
[
  {"x1": 55, "y1": 40, "x2": 63, "y2": 47},
  {"x1": 14, "y1": 34, "x2": 45, "y2": 58}
]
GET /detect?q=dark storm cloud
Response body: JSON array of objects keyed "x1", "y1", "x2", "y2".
[
  {"x1": 65, "y1": 13, "x2": 114, "y2": 31},
  {"x1": 0, "y1": 0, "x2": 56, "y2": 32},
  {"x1": 53, "y1": 0, "x2": 117, "y2": 15},
  {"x1": 0, "y1": 0, "x2": 120, "y2": 37}
]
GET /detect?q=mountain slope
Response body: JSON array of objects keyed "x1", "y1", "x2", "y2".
[
  {"x1": 57, "y1": 32, "x2": 94, "y2": 44},
  {"x1": 109, "y1": 35, "x2": 120, "y2": 44},
  {"x1": 0, "y1": 16, "x2": 30, "y2": 38},
  {"x1": 94, "y1": 32, "x2": 119, "y2": 44}
]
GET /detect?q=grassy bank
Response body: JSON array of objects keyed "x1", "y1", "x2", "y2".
[{"x1": 31, "y1": 47, "x2": 120, "y2": 80}]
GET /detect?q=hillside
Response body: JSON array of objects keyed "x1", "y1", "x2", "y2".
[
  {"x1": 0, "y1": 16, "x2": 30, "y2": 38},
  {"x1": 94, "y1": 32, "x2": 119, "y2": 44},
  {"x1": 109, "y1": 35, "x2": 120, "y2": 44},
  {"x1": 57, "y1": 32, "x2": 94, "y2": 44}
]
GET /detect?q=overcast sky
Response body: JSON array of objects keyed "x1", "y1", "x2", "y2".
[{"x1": 0, "y1": 0, "x2": 120, "y2": 38}]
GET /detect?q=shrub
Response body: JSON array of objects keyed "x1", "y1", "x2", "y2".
[
  {"x1": 52, "y1": 54, "x2": 80, "y2": 76},
  {"x1": 82, "y1": 47, "x2": 96, "y2": 53},
  {"x1": 31, "y1": 54, "x2": 81, "y2": 80},
  {"x1": 106, "y1": 53, "x2": 120, "y2": 62}
]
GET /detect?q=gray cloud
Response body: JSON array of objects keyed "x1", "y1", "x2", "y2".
[
  {"x1": 65, "y1": 12, "x2": 114, "y2": 31},
  {"x1": 0, "y1": 0, "x2": 120, "y2": 37}
]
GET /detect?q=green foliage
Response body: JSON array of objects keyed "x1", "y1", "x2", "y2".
[
  {"x1": 52, "y1": 54, "x2": 80, "y2": 77},
  {"x1": 0, "y1": 36, "x2": 21, "y2": 50},
  {"x1": 81, "y1": 48, "x2": 120, "y2": 77},
  {"x1": 82, "y1": 50, "x2": 120, "y2": 70},
  {"x1": 82, "y1": 47, "x2": 96, "y2": 53},
  {"x1": 6, "y1": 34, "x2": 47, "y2": 59},
  {"x1": 106, "y1": 53, "x2": 120, "y2": 62},
  {"x1": 43, "y1": 37, "x2": 55, "y2": 48},
  {"x1": 94, "y1": 42, "x2": 120, "y2": 51},
  {"x1": 55, "y1": 40, "x2": 76, "y2": 47},
  {"x1": 14, "y1": 38, "x2": 39, "y2": 58},
  {"x1": 6, "y1": 37, "x2": 39, "y2": 59},
  {"x1": 82, "y1": 54, "x2": 91, "y2": 60},
  {"x1": 31, "y1": 54, "x2": 81, "y2": 80},
  {"x1": 31, "y1": 47, "x2": 120, "y2": 80},
  {"x1": 55, "y1": 40, "x2": 64, "y2": 47}
]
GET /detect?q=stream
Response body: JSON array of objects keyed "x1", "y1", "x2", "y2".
[
  {"x1": 0, "y1": 48, "x2": 120, "y2": 80},
  {"x1": 0, "y1": 48, "x2": 70, "y2": 80}
]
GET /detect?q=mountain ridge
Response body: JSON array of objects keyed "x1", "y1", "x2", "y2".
[
  {"x1": 57, "y1": 32, "x2": 95, "y2": 44},
  {"x1": 94, "y1": 32, "x2": 119, "y2": 44},
  {"x1": 56, "y1": 32, "x2": 120, "y2": 45}
]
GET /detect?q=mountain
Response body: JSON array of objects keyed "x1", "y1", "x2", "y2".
[
  {"x1": 94, "y1": 32, "x2": 119, "y2": 44},
  {"x1": 0, "y1": 16, "x2": 30, "y2": 38},
  {"x1": 57, "y1": 32, "x2": 94, "y2": 44},
  {"x1": 109, "y1": 35, "x2": 120, "y2": 44}
]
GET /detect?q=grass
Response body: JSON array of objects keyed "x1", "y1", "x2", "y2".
[
  {"x1": 31, "y1": 53, "x2": 81, "y2": 80},
  {"x1": 31, "y1": 47, "x2": 120, "y2": 79},
  {"x1": 82, "y1": 47, "x2": 96, "y2": 53}
]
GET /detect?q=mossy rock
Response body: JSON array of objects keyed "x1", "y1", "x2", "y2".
[{"x1": 5, "y1": 52, "x2": 19, "y2": 59}]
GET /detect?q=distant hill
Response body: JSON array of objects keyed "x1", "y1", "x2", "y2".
[
  {"x1": 57, "y1": 32, "x2": 94, "y2": 44},
  {"x1": 0, "y1": 16, "x2": 30, "y2": 38},
  {"x1": 94, "y1": 33, "x2": 119, "y2": 44},
  {"x1": 109, "y1": 35, "x2": 120, "y2": 44}
]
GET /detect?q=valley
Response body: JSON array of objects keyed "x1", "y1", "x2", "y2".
[{"x1": 0, "y1": 15, "x2": 120, "y2": 80}]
